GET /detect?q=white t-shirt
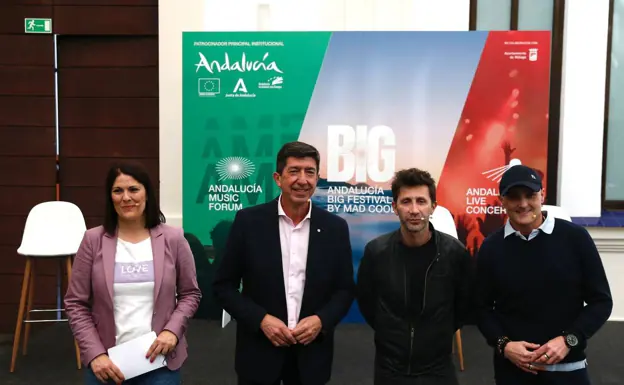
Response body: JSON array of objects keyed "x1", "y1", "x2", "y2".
[{"x1": 113, "y1": 237, "x2": 155, "y2": 345}]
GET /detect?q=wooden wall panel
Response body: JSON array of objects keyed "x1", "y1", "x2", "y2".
[
  {"x1": 0, "y1": 127, "x2": 56, "y2": 156},
  {"x1": 61, "y1": 157, "x2": 159, "y2": 186},
  {"x1": 84, "y1": 217, "x2": 104, "y2": 230},
  {"x1": 58, "y1": 36, "x2": 157, "y2": 67},
  {"x1": 60, "y1": 68, "x2": 158, "y2": 97},
  {"x1": 0, "y1": 158, "x2": 56, "y2": 186},
  {"x1": 0, "y1": 35, "x2": 54, "y2": 65},
  {"x1": 53, "y1": 6, "x2": 157, "y2": 35},
  {"x1": 0, "y1": 187, "x2": 57, "y2": 215},
  {"x1": 0, "y1": 216, "x2": 29, "y2": 247},
  {"x1": 0, "y1": 0, "x2": 159, "y2": 334},
  {"x1": 0, "y1": 5, "x2": 52, "y2": 34},
  {"x1": 60, "y1": 187, "x2": 105, "y2": 217},
  {"x1": 0, "y1": 30, "x2": 56, "y2": 333},
  {"x1": 0, "y1": 246, "x2": 59, "y2": 276},
  {"x1": 0, "y1": 96, "x2": 55, "y2": 126},
  {"x1": 6, "y1": 1, "x2": 53, "y2": 5},
  {"x1": 59, "y1": 98, "x2": 159, "y2": 127},
  {"x1": 58, "y1": 32, "x2": 159, "y2": 251},
  {"x1": 1, "y1": 274, "x2": 58, "y2": 305},
  {"x1": 61, "y1": 128, "x2": 158, "y2": 157},
  {"x1": 0, "y1": 67, "x2": 54, "y2": 96},
  {"x1": 53, "y1": 0, "x2": 156, "y2": 5}
]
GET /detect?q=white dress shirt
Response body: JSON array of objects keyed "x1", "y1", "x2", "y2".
[
  {"x1": 277, "y1": 195, "x2": 312, "y2": 329},
  {"x1": 504, "y1": 211, "x2": 555, "y2": 241}
]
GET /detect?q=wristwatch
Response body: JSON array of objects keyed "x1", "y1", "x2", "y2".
[
  {"x1": 496, "y1": 336, "x2": 511, "y2": 356},
  {"x1": 562, "y1": 332, "x2": 579, "y2": 349}
]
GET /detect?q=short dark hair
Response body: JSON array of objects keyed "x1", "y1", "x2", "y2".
[
  {"x1": 103, "y1": 161, "x2": 165, "y2": 235},
  {"x1": 391, "y1": 168, "x2": 437, "y2": 203},
  {"x1": 275, "y1": 141, "x2": 320, "y2": 174}
]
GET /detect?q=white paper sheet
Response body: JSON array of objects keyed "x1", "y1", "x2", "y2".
[{"x1": 107, "y1": 331, "x2": 166, "y2": 380}]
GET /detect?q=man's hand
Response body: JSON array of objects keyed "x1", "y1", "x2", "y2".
[
  {"x1": 292, "y1": 315, "x2": 322, "y2": 345},
  {"x1": 532, "y1": 336, "x2": 570, "y2": 365},
  {"x1": 504, "y1": 341, "x2": 546, "y2": 375},
  {"x1": 261, "y1": 314, "x2": 297, "y2": 347}
]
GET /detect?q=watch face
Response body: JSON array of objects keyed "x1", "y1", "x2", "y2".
[{"x1": 566, "y1": 334, "x2": 579, "y2": 347}]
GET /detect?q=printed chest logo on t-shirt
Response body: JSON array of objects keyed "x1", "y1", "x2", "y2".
[{"x1": 114, "y1": 261, "x2": 155, "y2": 284}]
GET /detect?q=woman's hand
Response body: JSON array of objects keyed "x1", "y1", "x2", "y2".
[
  {"x1": 90, "y1": 354, "x2": 125, "y2": 384},
  {"x1": 146, "y1": 330, "x2": 178, "y2": 363}
]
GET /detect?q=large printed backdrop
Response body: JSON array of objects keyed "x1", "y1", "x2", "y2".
[{"x1": 182, "y1": 31, "x2": 551, "y2": 323}]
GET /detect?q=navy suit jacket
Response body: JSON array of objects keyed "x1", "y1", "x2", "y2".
[{"x1": 213, "y1": 199, "x2": 355, "y2": 385}]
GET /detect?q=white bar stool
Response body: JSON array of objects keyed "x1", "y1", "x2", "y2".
[{"x1": 10, "y1": 201, "x2": 86, "y2": 373}]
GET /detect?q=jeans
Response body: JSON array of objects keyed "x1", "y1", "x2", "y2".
[{"x1": 85, "y1": 367, "x2": 180, "y2": 385}]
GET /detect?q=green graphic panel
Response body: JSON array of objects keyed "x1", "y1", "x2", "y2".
[{"x1": 182, "y1": 32, "x2": 331, "y2": 245}]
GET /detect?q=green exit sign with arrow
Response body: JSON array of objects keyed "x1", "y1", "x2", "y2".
[{"x1": 24, "y1": 18, "x2": 52, "y2": 34}]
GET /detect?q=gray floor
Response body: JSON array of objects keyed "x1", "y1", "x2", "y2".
[{"x1": 0, "y1": 320, "x2": 621, "y2": 384}]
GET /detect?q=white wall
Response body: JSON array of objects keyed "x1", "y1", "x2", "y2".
[
  {"x1": 559, "y1": 0, "x2": 624, "y2": 321},
  {"x1": 558, "y1": 0, "x2": 611, "y2": 217},
  {"x1": 158, "y1": 0, "x2": 470, "y2": 228},
  {"x1": 590, "y1": 227, "x2": 624, "y2": 321},
  {"x1": 158, "y1": 0, "x2": 624, "y2": 320}
]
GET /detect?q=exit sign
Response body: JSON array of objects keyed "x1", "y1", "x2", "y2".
[{"x1": 24, "y1": 18, "x2": 52, "y2": 34}]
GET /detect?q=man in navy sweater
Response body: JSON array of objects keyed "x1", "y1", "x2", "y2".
[{"x1": 476, "y1": 165, "x2": 612, "y2": 385}]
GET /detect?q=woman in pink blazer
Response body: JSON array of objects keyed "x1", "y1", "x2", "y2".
[{"x1": 65, "y1": 162, "x2": 201, "y2": 385}]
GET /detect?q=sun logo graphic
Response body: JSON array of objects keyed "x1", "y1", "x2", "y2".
[
  {"x1": 482, "y1": 158, "x2": 522, "y2": 182},
  {"x1": 215, "y1": 157, "x2": 256, "y2": 181}
]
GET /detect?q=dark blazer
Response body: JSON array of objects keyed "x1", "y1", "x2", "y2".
[{"x1": 213, "y1": 199, "x2": 355, "y2": 385}]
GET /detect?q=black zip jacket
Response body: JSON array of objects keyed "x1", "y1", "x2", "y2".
[{"x1": 356, "y1": 225, "x2": 474, "y2": 375}]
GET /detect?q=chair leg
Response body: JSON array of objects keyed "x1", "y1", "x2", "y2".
[
  {"x1": 10, "y1": 257, "x2": 32, "y2": 373},
  {"x1": 22, "y1": 261, "x2": 36, "y2": 355},
  {"x1": 65, "y1": 256, "x2": 82, "y2": 370},
  {"x1": 455, "y1": 329, "x2": 465, "y2": 371}
]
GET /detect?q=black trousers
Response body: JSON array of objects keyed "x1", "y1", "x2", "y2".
[
  {"x1": 238, "y1": 346, "x2": 325, "y2": 385},
  {"x1": 374, "y1": 360, "x2": 459, "y2": 385}
]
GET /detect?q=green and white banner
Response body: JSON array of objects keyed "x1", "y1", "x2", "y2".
[{"x1": 182, "y1": 31, "x2": 551, "y2": 323}]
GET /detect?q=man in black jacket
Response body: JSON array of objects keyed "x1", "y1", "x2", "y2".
[
  {"x1": 357, "y1": 168, "x2": 474, "y2": 385},
  {"x1": 476, "y1": 165, "x2": 612, "y2": 384}
]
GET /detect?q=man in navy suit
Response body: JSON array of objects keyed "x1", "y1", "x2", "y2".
[{"x1": 213, "y1": 141, "x2": 355, "y2": 385}]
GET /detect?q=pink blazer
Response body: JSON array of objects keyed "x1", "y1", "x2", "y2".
[{"x1": 64, "y1": 224, "x2": 202, "y2": 370}]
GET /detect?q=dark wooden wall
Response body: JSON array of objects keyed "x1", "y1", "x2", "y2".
[
  {"x1": 58, "y1": 35, "x2": 160, "y2": 230},
  {"x1": 0, "y1": 0, "x2": 159, "y2": 333},
  {"x1": 0, "y1": 2, "x2": 57, "y2": 333}
]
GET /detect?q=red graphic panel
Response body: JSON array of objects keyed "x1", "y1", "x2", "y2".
[{"x1": 437, "y1": 31, "x2": 551, "y2": 255}]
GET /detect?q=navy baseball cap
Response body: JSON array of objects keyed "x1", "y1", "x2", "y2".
[{"x1": 499, "y1": 165, "x2": 542, "y2": 196}]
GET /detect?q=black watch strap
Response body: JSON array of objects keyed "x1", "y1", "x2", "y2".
[{"x1": 562, "y1": 332, "x2": 579, "y2": 349}]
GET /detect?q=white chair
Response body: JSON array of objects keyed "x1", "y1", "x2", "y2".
[
  {"x1": 10, "y1": 201, "x2": 86, "y2": 372},
  {"x1": 430, "y1": 205, "x2": 459, "y2": 239},
  {"x1": 430, "y1": 205, "x2": 465, "y2": 371},
  {"x1": 542, "y1": 204, "x2": 572, "y2": 222}
]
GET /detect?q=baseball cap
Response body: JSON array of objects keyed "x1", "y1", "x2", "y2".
[{"x1": 499, "y1": 165, "x2": 542, "y2": 196}]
